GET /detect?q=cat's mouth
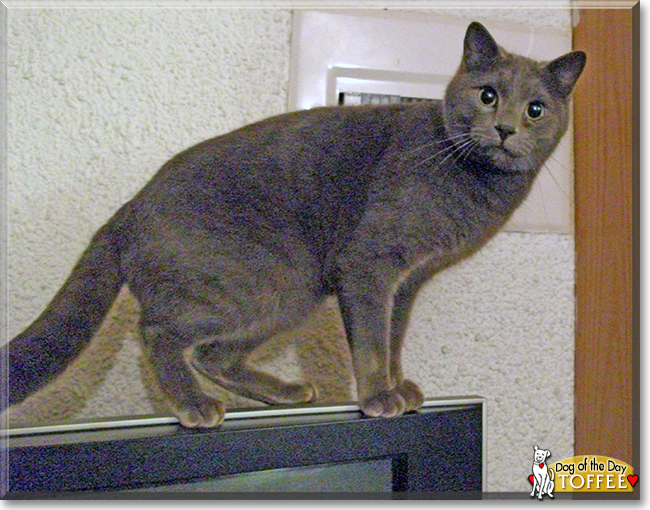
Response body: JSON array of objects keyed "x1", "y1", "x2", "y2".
[
  {"x1": 468, "y1": 130, "x2": 524, "y2": 162},
  {"x1": 483, "y1": 142, "x2": 521, "y2": 160},
  {"x1": 499, "y1": 144, "x2": 523, "y2": 159},
  {"x1": 480, "y1": 142, "x2": 529, "y2": 173},
  {"x1": 455, "y1": 129, "x2": 530, "y2": 172}
]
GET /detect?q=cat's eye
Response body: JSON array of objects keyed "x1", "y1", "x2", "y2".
[
  {"x1": 526, "y1": 101, "x2": 545, "y2": 120},
  {"x1": 479, "y1": 87, "x2": 498, "y2": 107}
]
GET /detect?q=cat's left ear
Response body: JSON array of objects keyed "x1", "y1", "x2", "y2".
[
  {"x1": 462, "y1": 22, "x2": 500, "y2": 71},
  {"x1": 543, "y1": 51, "x2": 587, "y2": 98}
]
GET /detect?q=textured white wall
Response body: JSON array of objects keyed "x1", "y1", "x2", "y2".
[
  {"x1": 403, "y1": 233, "x2": 574, "y2": 491},
  {"x1": 7, "y1": 8, "x2": 293, "y2": 334},
  {"x1": 6, "y1": 6, "x2": 574, "y2": 493}
]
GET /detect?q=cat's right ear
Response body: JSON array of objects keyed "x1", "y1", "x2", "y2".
[
  {"x1": 462, "y1": 22, "x2": 499, "y2": 71},
  {"x1": 542, "y1": 51, "x2": 587, "y2": 98}
]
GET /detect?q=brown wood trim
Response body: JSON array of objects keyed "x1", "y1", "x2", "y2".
[{"x1": 573, "y1": 6, "x2": 637, "y2": 467}]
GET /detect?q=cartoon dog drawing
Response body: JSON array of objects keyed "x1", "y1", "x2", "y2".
[{"x1": 530, "y1": 445, "x2": 554, "y2": 499}]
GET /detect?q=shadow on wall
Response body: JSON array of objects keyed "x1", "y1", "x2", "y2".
[{"x1": 6, "y1": 288, "x2": 355, "y2": 428}]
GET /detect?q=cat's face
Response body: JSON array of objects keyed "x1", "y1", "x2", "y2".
[{"x1": 443, "y1": 22, "x2": 586, "y2": 174}]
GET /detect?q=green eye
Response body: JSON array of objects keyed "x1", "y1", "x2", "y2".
[
  {"x1": 526, "y1": 101, "x2": 545, "y2": 120},
  {"x1": 479, "y1": 87, "x2": 498, "y2": 107}
]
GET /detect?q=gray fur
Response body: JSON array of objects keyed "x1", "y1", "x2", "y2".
[{"x1": 2, "y1": 23, "x2": 585, "y2": 427}]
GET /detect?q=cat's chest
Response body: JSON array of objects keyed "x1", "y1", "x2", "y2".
[
  {"x1": 357, "y1": 171, "x2": 517, "y2": 284},
  {"x1": 385, "y1": 172, "x2": 504, "y2": 240}
]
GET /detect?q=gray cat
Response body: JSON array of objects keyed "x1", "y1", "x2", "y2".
[{"x1": 2, "y1": 23, "x2": 585, "y2": 427}]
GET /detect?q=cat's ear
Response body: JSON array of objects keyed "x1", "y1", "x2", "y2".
[
  {"x1": 462, "y1": 22, "x2": 499, "y2": 71},
  {"x1": 542, "y1": 51, "x2": 587, "y2": 98}
]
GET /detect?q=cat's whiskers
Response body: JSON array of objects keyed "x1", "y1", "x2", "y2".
[
  {"x1": 398, "y1": 131, "x2": 473, "y2": 163},
  {"x1": 413, "y1": 136, "x2": 475, "y2": 170},
  {"x1": 436, "y1": 138, "x2": 476, "y2": 168},
  {"x1": 438, "y1": 130, "x2": 476, "y2": 142},
  {"x1": 457, "y1": 139, "x2": 480, "y2": 163},
  {"x1": 426, "y1": 138, "x2": 472, "y2": 166},
  {"x1": 542, "y1": 153, "x2": 571, "y2": 200},
  {"x1": 405, "y1": 135, "x2": 471, "y2": 167},
  {"x1": 524, "y1": 152, "x2": 551, "y2": 226}
]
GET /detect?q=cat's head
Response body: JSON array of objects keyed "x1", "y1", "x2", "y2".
[{"x1": 443, "y1": 22, "x2": 586, "y2": 174}]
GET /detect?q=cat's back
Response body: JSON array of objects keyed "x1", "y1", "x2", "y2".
[{"x1": 135, "y1": 102, "x2": 442, "y2": 226}]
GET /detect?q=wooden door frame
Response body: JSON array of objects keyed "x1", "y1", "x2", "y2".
[{"x1": 573, "y1": 3, "x2": 639, "y2": 473}]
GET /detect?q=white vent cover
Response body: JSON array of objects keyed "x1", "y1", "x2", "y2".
[{"x1": 289, "y1": 10, "x2": 574, "y2": 234}]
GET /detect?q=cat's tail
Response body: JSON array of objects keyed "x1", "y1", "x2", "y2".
[{"x1": 1, "y1": 214, "x2": 127, "y2": 411}]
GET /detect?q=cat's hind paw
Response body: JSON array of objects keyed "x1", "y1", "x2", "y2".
[
  {"x1": 193, "y1": 353, "x2": 318, "y2": 406},
  {"x1": 169, "y1": 395, "x2": 226, "y2": 428},
  {"x1": 276, "y1": 381, "x2": 319, "y2": 404}
]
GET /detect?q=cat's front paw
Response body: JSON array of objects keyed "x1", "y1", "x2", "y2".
[
  {"x1": 396, "y1": 379, "x2": 425, "y2": 412},
  {"x1": 361, "y1": 390, "x2": 406, "y2": 418}
]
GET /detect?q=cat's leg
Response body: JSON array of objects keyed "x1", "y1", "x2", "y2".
[
  {"x1": 141, "y1": 324, "x2": 226, "y2": 428},
  {"x1": 177, "y1": 226, "x2": 321, "y2": 406},
  {"x1": 128, "y1": 216, "x2": 320, "y2": 419},
  {"x1": 337, "y1": 268, "x2": 408, "y2": 418},
  {"x1": 389, "y1": 282, "x2": 425, "y2": 412},
  {"x1": 191, "y1": 338, "x2": 318, "y2": 405}
]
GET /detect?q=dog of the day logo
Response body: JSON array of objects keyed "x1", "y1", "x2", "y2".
[
  {"x1": 529, "y1": 446, "x2": 555, "y2": 499},
  {"x1": 528, "y1": 446, "x2": 637, "y2": 496}
]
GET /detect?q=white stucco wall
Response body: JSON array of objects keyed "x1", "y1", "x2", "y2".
[{"x1": 5, "y1": 5, "x2": 574, "y2": 493}]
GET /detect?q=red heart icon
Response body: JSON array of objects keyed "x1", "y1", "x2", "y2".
[
  {"x1": 539, "y1": 463, "x2": 544, "y2": 468},
  {"x1": 528, "y1": 475, "x2": 534, "y2": 484},
  {"x1": 627, "y1": 474, "x2": 638, "y2": 487}
]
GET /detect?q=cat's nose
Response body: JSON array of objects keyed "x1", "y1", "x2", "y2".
[{"x1": 495, "y1": 124, "x2": 516, "y2": 142}]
